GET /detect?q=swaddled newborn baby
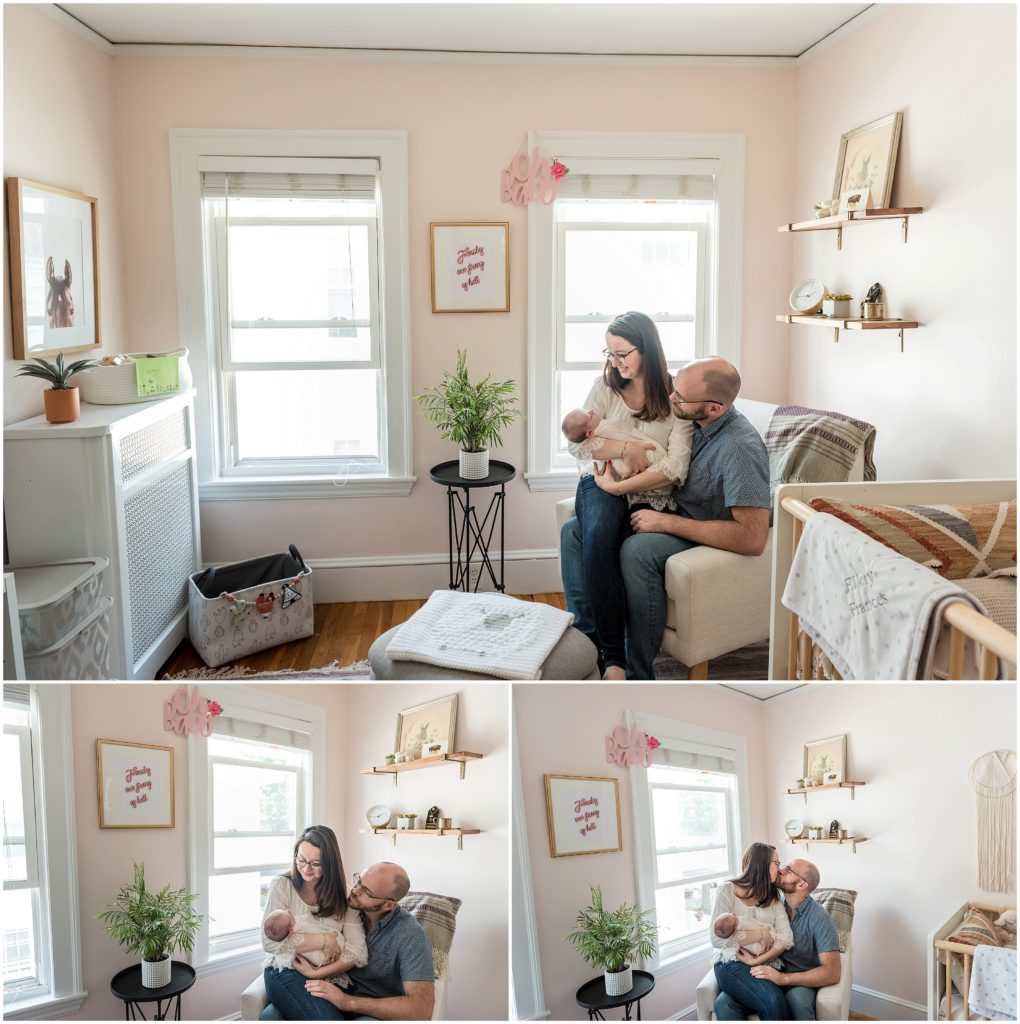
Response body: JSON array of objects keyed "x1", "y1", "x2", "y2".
[
  {"x1": 263, "y1": 908, "x2": 344, "y2": 969},
  {"x1": 713, "y1": 912, "x2": 778, "y2": 956}
]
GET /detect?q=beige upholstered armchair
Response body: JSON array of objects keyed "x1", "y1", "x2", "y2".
[
  {"x1": 241, "y1": 891, "x2": 460, "y2": 1021},
  {"x1": 555, "y1": 399, "x2": 870, "y2": 678}
]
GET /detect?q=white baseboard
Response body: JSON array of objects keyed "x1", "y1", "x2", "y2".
[
  {"x1": 219, "y1": 1014, "x2": 241, "y2": 1021},
  {"x1": 851, "y1": 984, "x2": 926, "y2": 1020},
  {"x1": 306, "y1": 549, "x2": 562, "y2": 602},
  {"x1": 674, "y1": 1001, "x2": 698, "y2": 1020}
]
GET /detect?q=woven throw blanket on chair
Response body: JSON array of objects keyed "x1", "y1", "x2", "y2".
[
  {"x1": 400, "y1": 891, "x2": 461, "y2": 981},
  {"x1": 765, "y1": 405, "x2": 877, "y2": 506}
]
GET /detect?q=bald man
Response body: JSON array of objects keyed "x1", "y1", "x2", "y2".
[
  {"x1": 302, "y1": 862, "x2": 435, "y2": 1021},
  {"x1": 716, "y1": 857, "x2": 841, "y2": 1020},
  {"x1": 563, "y1": 356, "x2": 770, "y2": 678}
]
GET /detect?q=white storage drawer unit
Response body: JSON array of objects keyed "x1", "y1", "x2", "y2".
[{"x1": 4, "y1": 393, "x2": 201, "y2": 679}]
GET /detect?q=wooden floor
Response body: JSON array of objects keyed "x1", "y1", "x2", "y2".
[{"x1": 157, "y1": 592, "x2": 568, "y2": 677}]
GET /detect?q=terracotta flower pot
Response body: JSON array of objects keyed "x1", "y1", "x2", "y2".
[{"x1": 43, "y1": 387, "x2": 81, "y2": 424}]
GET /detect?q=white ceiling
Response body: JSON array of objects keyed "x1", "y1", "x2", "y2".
[
  {"x1": 720, "y1": 683, "x2": 808, "y2": 701},
  {"x1": 55, "y1": 3, "x2": 874, "y2": 58}
]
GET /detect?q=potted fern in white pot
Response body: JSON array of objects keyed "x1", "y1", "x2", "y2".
[
  {"x1": 565, "y1": 885, "x2": 657, "y2": 997},
  {"x1": 96, "y1": 862, "x2": 203, "y2": 988},
  {"x1": 414, "y1": 349, "x2": 523, "y2": 480}
]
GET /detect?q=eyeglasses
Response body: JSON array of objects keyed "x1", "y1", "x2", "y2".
[
  {"x1": 671, "y1": 390, "x2": 724, "y2": 406},
  {"x1": 351, "y1": 872, "x2": 385, "y2": 901},
  {"x1": 295, "y1": 854, "x2": 322, "y2": 871},
  {"x1": 781, "y1": 863, "x2": 807, "y2": 885},
  {"x1": 602, "y1": 347, "x2": 638, "y2": 363}
]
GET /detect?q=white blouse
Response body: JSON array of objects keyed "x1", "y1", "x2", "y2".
[
  {"x1": 709, "y1": 882, "x2": 794, "y2": 964},
  {"x1": 261, "y1": 874, "x2": 368, "y2": 979},
  {"x1": 568, "y1": 378, "x2": 693, "y2": 503}
]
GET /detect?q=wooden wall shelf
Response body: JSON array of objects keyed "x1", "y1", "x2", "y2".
[
  {"x1": 360, "y1": 752, "x2": 482, "y2": 786},
  {"x1": 783, "y1": 781, "x2": 866, "y2": 803},
  {"x1": 358, "y1": 826, "x2": 480, "y2": 850},
  {"x1": 776, "y1": 315, "x2": 919, "y2": 352},
  {"x1": 787, "y1": 836, "x2": 868, "y2": 853},
  {"x1": 778, "y1": 207, "x2": 923, "y2": 248}
]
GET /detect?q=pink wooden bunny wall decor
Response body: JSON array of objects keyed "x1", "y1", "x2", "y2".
[
  {"x1": 163, "y1": 685, "x2": 223, "y2": 738},
  {"x1": 605, "y1": 722, "x2": 659, "y2": 768},
  {"x1": 500, "y1": 147, "x2": 568, "y2": 206}
]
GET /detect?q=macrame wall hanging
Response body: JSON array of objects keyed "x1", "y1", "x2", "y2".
[{"x1": 968, "y1": 750, "x2": 1017, "y2": 894}]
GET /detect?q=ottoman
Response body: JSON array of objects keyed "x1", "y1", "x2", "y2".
[{"x1": 369, "y1": 624, "x2": 600, "y2": 680}]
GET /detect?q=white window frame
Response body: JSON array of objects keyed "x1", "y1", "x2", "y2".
[
  {"x1": 3, "y1": 686, "x2": 85, "y2": 1021},
  {"x1": 626, "y1": 710, "x2": 750, "y2": 977},
  {"x1": 525, "y1": 130, "x2": 745, "y2": 492},
  {"x1": 188, "y1": 686, "x2": 325, "y2": 975},
  {"x1": 170, "y1": 129, "x2": 414, "y2": 499}
]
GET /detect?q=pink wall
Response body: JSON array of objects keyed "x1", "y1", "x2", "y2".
[
  {"x1": 514, "y1": 683, "x2": 768, "y2": 1020},
  {"x1": 65, "y1": 683, "x2": 346, "y2": 1021},
  {"x1": 2, "y1": 5, "x2": 128, "y2": 424},
  {"x1": 789, "y1": 4, "x2": 1017, "y2": 480},
  {"x1": 762, "y1": 683, "x2": 1017, "y2": 1011},
  {"x1": 343, "y1": 682, "x2": 510, "y2": 1021}
]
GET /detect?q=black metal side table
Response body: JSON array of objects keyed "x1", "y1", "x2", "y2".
[
  {"x1": 429, "y1": 460, "x2": 516, "y2": 593},
  {"x1": 110, "y1": 961, "x2": 196, "y2": 1020},
  {"x1": 575, "y1": 970, "x2": 655, "y2": 1021}
]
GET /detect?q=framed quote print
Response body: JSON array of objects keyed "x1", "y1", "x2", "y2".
[
  {"x1": 96, "y1": 739, "x2": 175, "y2": 828},
  {"x1": 430, "y1": 222, "x2": 509, "y2": 313},
  {"x1": 544, "y1": 773, "x2": 622, "y2": 857}
]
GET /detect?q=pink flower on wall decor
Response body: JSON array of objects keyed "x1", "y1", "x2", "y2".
[
  {"x1": 646, "y1": 735, "x2": 660, "y2": 751},
  {"x1": 163, "y1": 685, "x2": 221, "y2": 738},
  {"x1": 550, "y1": 160, "x2": 569, "y2": 180},
  {"x1": 605, "y1": 723, "x2": 657, "y2": 768},
  {"x1": 207, "y1": 701, "x2": 223, "y2": 718}
]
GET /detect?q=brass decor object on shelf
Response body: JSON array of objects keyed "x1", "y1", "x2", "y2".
[
  {"x1": 359, "y1": 752, "x2": 482, "y2": 787},
  {"x1": 778, "y1": 207, "x2": 924, "y2": 249}
]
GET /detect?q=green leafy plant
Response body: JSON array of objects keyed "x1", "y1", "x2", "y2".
[
  {"x1": 823, "y1": 293, "x2": 852, "y2": 301},
  {"x1": 16, "y1": 352, "x2": 98, "y2": 390},
  {"x1": 96, "y1": 862, "x2": 203, "y2": 962},
  {"x1": 565, "y1": 885, "x2": 657, "y2": 974},
  {"x1": 414, "y1": 349, "x2": 523, "y2": 453}
]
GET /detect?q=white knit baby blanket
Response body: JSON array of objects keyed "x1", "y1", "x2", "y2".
[
  {"x1": 969, "y1": 944, "x2": 1017, "y2": 1022},
  {"x1": 782, "y1": 513, "x2": 996, "y2": 679},
  {"x1": 385, "y1": 590, "x2": 574, "y2": 680}
]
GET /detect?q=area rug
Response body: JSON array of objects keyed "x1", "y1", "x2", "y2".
[{"x1": 165, "y1": 643, "x2": 768, "y2": 681}]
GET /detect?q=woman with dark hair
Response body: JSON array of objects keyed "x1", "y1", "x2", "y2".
[
  {"x1": 561, "y1": 311, "x2": 693, "y2": 679},
  {"x1": 710, "y1": 842, "x2": 795, "y2": 1020},
  {"x1": 261, "y1": 825, "x2": 367, "y2": 1021}
]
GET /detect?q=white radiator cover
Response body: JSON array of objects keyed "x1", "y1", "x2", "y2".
[{"x1": 4, "y1": 393, "x2": 202, "y2": 679}]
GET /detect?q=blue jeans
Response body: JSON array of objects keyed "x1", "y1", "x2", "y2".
[
  {"x1": 562, "y1": 476, "x2": 632, "y2": 670},
  {"x1": 714, "y1": 961, "x2": 792, "y2": 1020},
  {"x1": 263, "y1": 967, "x2": 345, "y2": 1021},
  {"x1": 784, "y1": 986, "x2": 817, "y2": 1020},
  {"x1": 620, "y1": 531, "x2": 696, "y2": 679}
]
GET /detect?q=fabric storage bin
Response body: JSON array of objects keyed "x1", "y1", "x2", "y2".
[
  {"x1": 7, "y1": 557, "x2": 108, "y2": 655},
  {"x1": 24, "y1": 597, "x2": 113, "y2": 680},
  {"x1": 188, "y1": 545, "x2": 313, "y2": 667},
  {"x1": 79, "y1": 348, "x2": 192, "y2": 405}
]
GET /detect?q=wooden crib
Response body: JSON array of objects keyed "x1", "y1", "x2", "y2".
[
  {"x1": 928, "y1": 901, "x2": 1013, "y2": 1020},
  {"x1": 769, "y1": 479, "x2": 1017, "y2": 680}
]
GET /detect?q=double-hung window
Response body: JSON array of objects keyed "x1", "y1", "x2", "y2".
[
  {"x1": 627, "y1": 712, "x2": 749, "y2": 971},
  {"x1": 170, "y1": 131, "x2": 413, "y2": 499},
  {"x1": 2, "y1": 685, "x2": 84, "y2": 1019},
  {"x1": 525, "y1": 131, "x2": 744, "y2": 490},
  {"x1": 189, "y1": 688, "x2": 324, "y2": 968}
]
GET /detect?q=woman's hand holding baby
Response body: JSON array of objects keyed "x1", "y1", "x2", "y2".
[{"x1": 621, "y1": 441, "x2": 656, "y2": 474}]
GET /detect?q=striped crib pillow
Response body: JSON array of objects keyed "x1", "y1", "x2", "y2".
[
  {"x1": 947, "y1": 907, "x2": 1001, "y2": 948},
  {"x1": 809, "y1": 498, "x2": 1016, "y2": 580},
  {"x1": 812, "y1": 887, "x2": 857, "y2": 953}
]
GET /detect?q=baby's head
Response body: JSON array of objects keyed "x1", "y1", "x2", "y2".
[
  {"x1": 714, "y1": 912, "x2": 739, "y2": 939},
  {"x1": 264, "y1": 908, "x2": 296, "y2": 942},
  {"x1": 562, "y1": 408, "x2": 601, "y2": 443}
]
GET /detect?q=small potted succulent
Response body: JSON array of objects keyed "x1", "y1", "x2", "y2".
[
  {"x1": 822, "y1": 293, "x2": 853, "y2": 318},
  {"x1": 16, "y1": 352, "x2": 98, "y2": 424},
  {"x1": 385, "y1": 753, "x2": 396, "y2": 766},
  {"x1": 414, "y1": 349, "x2": 523, "y2": 480}
]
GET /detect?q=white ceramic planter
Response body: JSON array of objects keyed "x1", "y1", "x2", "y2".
[
  {"x1": 459, "y1": 448, "x2": 490, "y2": 480},
  {"x1": 141, "y1": 955, "x2": 171, "y2": 989},
  {"x1": 604, "y1": 966, "x2": 633, "y2": 996},
  {"x1": 822, "y1": 299, "x2": 852, "y2": 318}
]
